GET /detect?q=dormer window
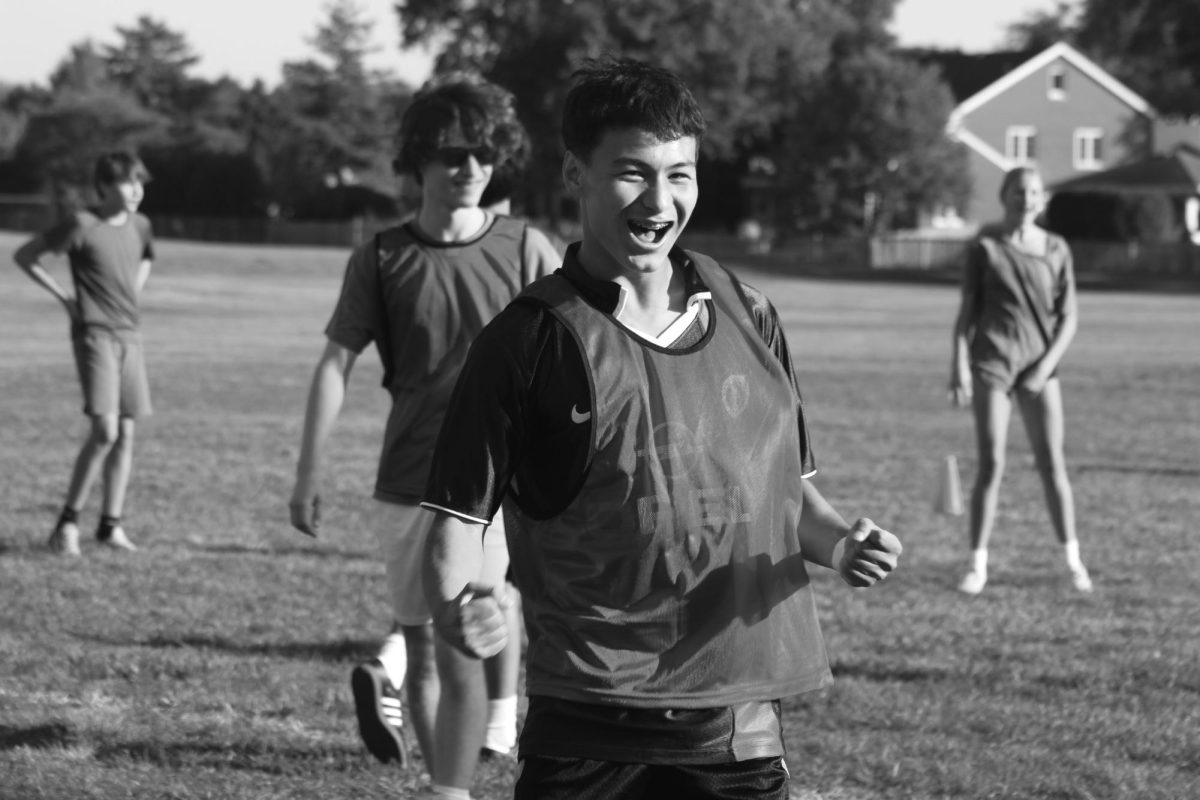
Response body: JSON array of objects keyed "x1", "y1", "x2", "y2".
[{"x1": 1048, "y1": 65, "x2": 1067, "y2": 101}]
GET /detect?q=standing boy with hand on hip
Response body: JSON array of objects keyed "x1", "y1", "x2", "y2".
[
  {"x1": 421, "y1": 57, "x2": 904, "y2": 800},
  {"x1": 289, "y1": 74, "x2": 559, "y2": 797},
  {"x1": 13, "y1": 152, "x2": 154, "y2": 555}
]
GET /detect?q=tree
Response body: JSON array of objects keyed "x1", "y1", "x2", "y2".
[
  {"x1": 103, "y1": 16, "x2": 201, "y2": 115},
  {"x1": 264, "y1": 0, "x2": 408, "y2": 218},
  {"x1": 0, "y1": 85, "x2": 52, "y2": 193},
  {"x1": 394, "y1": 0, "x2": 861, "y2": 220},
  {"x1": 779, "y1": 41, "x2": 969, "y2": 233},
  {"x1": 1074, "y1": 0, "x2": 1200, "y2": 116},
  {"x1": 49, "y1": 42, "x2": 114, "y2": 94},
  {"x1": 13, "y1": 89, "x2": 167, "y2": 213},
  {"x1": 389, "y1": 0, "x2": 976, "y2": 231},
  {"x1": 1005, "y1": 1, "x2": 1078, "y2": 52}
]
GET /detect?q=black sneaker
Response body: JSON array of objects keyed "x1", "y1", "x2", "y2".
[{"x1": 350, "y1": 660, "x2": 409, "y2": 766}]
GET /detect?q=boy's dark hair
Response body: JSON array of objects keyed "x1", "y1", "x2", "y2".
[
  {"x1": 94, "y1": 152, "x2": 150, "y2": 190},
  {"x1": 562, "y1": 56, "x2": 706, "y2": 161},
  {"x1": 394, "y1": 73, "x2": 530, "y2": 185}
]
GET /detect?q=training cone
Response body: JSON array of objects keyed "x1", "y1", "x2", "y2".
[{"x1": 934, "y1": 455, "x2": 964, "y2": 516}]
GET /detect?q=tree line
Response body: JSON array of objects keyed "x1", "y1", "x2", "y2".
[
  {"x1": 0, "y1": 3, "x2": 406, "y2": 225},
  {"x1": 0, "y1": 0, "x2": 1193, "y2": 236}
]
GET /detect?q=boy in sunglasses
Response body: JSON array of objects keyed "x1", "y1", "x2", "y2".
[{"x1": 289, "y1": 74, "x2": 559, "y2": 797}]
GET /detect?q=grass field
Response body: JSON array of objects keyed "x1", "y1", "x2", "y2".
[{"x1": 1, "y1": 230, "x2": 1197, "y2": 800}]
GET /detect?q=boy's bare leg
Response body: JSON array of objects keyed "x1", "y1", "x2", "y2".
[
  {"x1": 64, "y1": 414, "x2": 120, "y2": 512},
  {"x1": 432, "y1": 637, "x2": 488, "y2": 792},
  {"x1": 95, "y1": 416, "x2": 137, "y2": 550},
  {"x1": 482, "y1": 587, "x2": 521, "y2": 756},
  {"x1": 51, "y1": 415, "x2": 118, "y2": 554},
  {"x1": 404, "y1": 623, "x2": 440, "y2": 774},
  {"x1": 101, "y1": 417, "x2": 135, "y2": 518}
]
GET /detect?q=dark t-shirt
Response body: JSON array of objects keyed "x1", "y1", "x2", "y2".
[{"x1": 45, "y1": 210, "x2": 154, "y2": 331}]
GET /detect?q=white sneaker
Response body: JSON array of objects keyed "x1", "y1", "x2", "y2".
[
  {"x1": 48, "y1": 522, "x2": 81, "y2": 556},
  {"x1": 1069, "y1": 565, "x2": 1093, "y2": 593},
  {"x1": 957, "y1": 569, "x2": 987, "y2": 595},
  {"x1": 98, "y1": 526, "x2": 138, "y2": 551}
]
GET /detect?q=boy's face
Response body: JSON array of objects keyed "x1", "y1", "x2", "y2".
[
  {"x1": 99, "y1": 178, "x2": 145, "y2": 214},
  {"x1": 418, "y1": 140, "x2": 495, "y2": 212},
  {"x1": 565, "y1": 127, "x2": 698, "y2": 279}
]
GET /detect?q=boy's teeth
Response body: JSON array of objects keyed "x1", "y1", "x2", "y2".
[{"x1": 629, "y1": 220, "x2": 670, "y2": 243}]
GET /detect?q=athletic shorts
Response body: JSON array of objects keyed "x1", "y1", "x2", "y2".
[
  {"x1": 370, "y1": 501, "x2": 509, "y2": 626},
  {"x1": 72, "y1": 326, "x2": 151, "y2": 418},
  {"x1": 514, "y1": 755, "x2": 790, "y2": 800}
]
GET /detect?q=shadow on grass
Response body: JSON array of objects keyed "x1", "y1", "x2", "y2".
[
  {"x1": 1075, "y1": 462, "x2": 1200, "y2": 477},
  {"x1": 831, "y1": 661, "x2": 954, "y2": 683},
  {"x1": 0, "y1": 722, "x2": 76, "y2": 751},
  {"x1": 92, "y1": 739, "x2": 365, "y2": 773},
  {"x1": 184, "y1": 541, "x2": 378, "y2": 562},
  {"x1": 74, "y1": 632, "x2": 377, "y2": 663}
]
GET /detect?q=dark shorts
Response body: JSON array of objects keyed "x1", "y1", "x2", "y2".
[
  {"x1": 72, "y1": 326, "x2": 151, "y2": 418},
  {"x1": 514, "y1": 755, "x2": 790, "y2": 800}
]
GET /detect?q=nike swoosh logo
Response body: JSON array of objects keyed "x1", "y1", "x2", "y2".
[{"x1": 571, "y1": 405, "x2": 591, "y2": 424}]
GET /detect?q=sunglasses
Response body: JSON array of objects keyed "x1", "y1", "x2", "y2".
[{"x1": 434, "y1": 145, "x2": 498, "y2": 168}]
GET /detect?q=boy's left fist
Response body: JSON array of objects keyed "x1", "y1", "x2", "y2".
[{"x1": 838, "y1": 518, "x2": 902, "y2": 588}]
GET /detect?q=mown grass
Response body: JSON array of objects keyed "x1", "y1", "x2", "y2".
[{"x1": 1, "y1": 231, "x2": 1196, "y2": 800}]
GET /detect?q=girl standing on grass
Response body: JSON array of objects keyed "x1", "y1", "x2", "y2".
[{"x1": 949, "y1": 165, "x2": 1092, "y2": 595}]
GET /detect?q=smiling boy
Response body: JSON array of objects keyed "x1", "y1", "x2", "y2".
[
  {"x1": 421, "y1": 58, "x2": 904, "y2": 799},
  {"x1": 14, "y1": 152, "x2": 154, "y2": 555}
]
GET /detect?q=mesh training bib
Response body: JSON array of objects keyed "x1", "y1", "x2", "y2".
[{"x1": 511, "y1": 253, "x2": 832, "y2": 708}]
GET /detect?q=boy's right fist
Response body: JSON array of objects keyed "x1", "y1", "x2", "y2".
[
  {"x1": 838, "y1": 518, "x2": 902, "y2": 588},
  {"x1": 435, "y1": 583, "x2": 509, "y2": 659}
]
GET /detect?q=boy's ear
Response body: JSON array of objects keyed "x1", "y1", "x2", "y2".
[{"x1": 562, "y1": 151, "x2": 585, "y2": 196}]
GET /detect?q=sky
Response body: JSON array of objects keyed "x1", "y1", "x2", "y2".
[{"x1": 0, "y1": 0, "x2": 1074, "y2": 89}]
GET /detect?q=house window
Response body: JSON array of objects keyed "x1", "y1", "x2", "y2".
[
  {"x1": 1006, "y1": 126, "x2": 1037, "y2": 164},
  {"x1": 1073, "y1": 128, "x2": 1104, "y2": 170},
  {"x1": 1048, "y1": 66, "x2": 1067, "y2": 101}
]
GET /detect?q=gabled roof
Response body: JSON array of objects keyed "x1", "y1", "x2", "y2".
[
  {"x1": 1051, "y1": 145, "x2": 1200, "y2": 196},
  {"x1": 948, "y1": 41, "x2": 1155, "y2": 131}
]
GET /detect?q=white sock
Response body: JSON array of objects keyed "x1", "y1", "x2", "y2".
[
  {"x1": 483, "y1": 695, "x2": 518, "y2": 753},
  {"x1": 970, "y1": 548, "x2": 988, "y2": 575},
  {"x1": 376, "y1": 630, "x2": 407, "y2": 693},
  {"x1": 428, "y1": 785, "x2": 471, "y2": 800},
  {"x1": 1064, "y1": 540, "x2": 1084, "y2": 571}
]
